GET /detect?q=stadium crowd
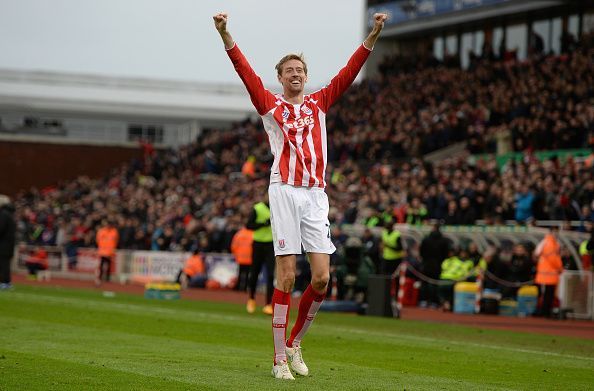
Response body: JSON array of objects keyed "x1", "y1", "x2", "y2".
[{"x1": 11, "y1": 32, "x2": 594, "y2": 258}]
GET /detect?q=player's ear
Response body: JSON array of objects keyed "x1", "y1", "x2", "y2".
[{"x1": 277, "y1": 73, "x2": 282, "y2": 84}]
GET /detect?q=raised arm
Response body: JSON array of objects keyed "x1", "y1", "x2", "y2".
[
  {"x1": 213, "y1": 12, "x2": 276, "y2": 115},
  {"x1": 213, "y1": 12, "x2": 234, "y2": 50},
  {"x1": 364, "y1": 13, "x2": 388, "y2": 50},
  {"x1": 312, "y1": 13, "x2": 387, "y2": 112}
]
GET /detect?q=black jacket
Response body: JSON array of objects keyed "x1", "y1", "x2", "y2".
[
  {"x1": 0, "y1": 205, "x2": 16, "y2": 259},
  {"x1": 420, "y1": 230, "x2": 449, "y2": 276}
]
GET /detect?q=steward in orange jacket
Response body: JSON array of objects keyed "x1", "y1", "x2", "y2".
[
  {"x1": 177, "y1": 250, "x2": 207, "y2": 289},
  {"x1": 231, "y1": 227, "x2": 253, "y2": 291},
  {"x1": 25, "y1": 249, "x2": 49, "y2": 278},
  {"x1": 96, "y1": 220, "x2": 119, "y2": 283},
  {"x1": 533, "y1": 228, "x2": 564, "y2": 317},
  {"x1": 183, "y1": 253, "x2": 205, "y2": 277},
  {"x1": 534, "y1": 232, "x2": 563, "y2": 285},
  {"x1": 231, "y1": 228, "x2": 253, "y2": 266}
]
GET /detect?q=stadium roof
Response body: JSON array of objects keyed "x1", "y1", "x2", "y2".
[
  {"x1": 372, "y1": 0, "x2": 566, "y2": 37},
  {"x1": 0, "y1": 68, "x2": 256, "y2": 122}
]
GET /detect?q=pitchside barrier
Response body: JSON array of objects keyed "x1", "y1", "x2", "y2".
[
  {"x1": 391, "y1": 260, "x2": 594, "y2": 319},
  {"x1": 11, "y1": 223, "x2": 594, "y2": 319},
  {"x1": 342, "y1": 224, "x2": 591, "y2": 319},
  {"x1": 391, "y1": 224, "x2": 592, "y2": 319},
  {"x1": 12, "y1": 245, "x2": 237, "y2": 288},
  {"x1": 558, "y1": 270, "x2": 593, "y2": 319},
  {"x1": 343, "y1": 223, "x2": 589, "y2": 270}
]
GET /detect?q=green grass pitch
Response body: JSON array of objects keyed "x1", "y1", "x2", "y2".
[{"x1": 1, "y1": 284, "x2": 593, "y2": 390}]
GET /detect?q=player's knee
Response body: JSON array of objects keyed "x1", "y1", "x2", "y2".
[
  {"x1": 312, "y1": 272, "x2": 329, "y2": 292},
  {"x1": 278, "y1": 271, "x2": 295, "y2": 292}
]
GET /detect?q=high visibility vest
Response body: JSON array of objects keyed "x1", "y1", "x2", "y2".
[
  {"x1": 183, "y1": 254, "x2": 205, "y2": 277},
  {"x1": 534, "y1": 234, "x2": 563, "y2": 285},
  {"x1": 406, "y1": 206, "x2": 428, "y2": 225},
  {"x1": 366, "y1": 216, "x2": 380, "y2": 228},
  {"x1": 241, "y1": 160, "x2": 255, "y2": 177},
  {"x1": 231, "y1": 228, "x2": 253, "y2": 265},
  {"x1": 579, "y1": 240, "x2": 590, "y2": 256},
  {"x1": 472, "y1": 257, "x2": 487, "y2": 276},
  {"x1": 440, "y1": 256, "x2": 473, "y2": 280},
  {"x1": 97, "y1": 227, "x2": 118, "y2": 257},
  {"x1": 579, "y1": 240, "x2": 592, "y2": 270},
  {"x1": 382, "y1": 229, "x2": 404, "y2": 261},
  {"x1": 252, "y1": 202, "x2": 272, "y2": 243}
]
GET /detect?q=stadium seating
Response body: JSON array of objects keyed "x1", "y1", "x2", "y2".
[{"x1": 12, "y1": 33, "x2": 594, "y2": 258}]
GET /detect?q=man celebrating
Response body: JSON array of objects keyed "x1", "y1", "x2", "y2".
[{"x1": 214, "y1": 11, "x2": 387, "y2": 380}]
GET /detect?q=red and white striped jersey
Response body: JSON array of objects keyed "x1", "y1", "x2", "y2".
[{"x1": 226, "y1": 44, "x2": 371, "y2": 188}]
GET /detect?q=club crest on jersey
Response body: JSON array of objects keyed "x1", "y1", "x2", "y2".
[
  {"x1": 301, "y1": 106, "x2": 312, "y2": 115},
  {"x1": 279, "y1": 239, "x2": 286, "y2": 249}
]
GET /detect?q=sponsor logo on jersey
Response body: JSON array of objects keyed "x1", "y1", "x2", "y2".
[
  {"x1": 285, "y1": 115, "x2": 314, "y2": 129},
  {"x1": 282, "y1": 107, "x2": 290, "y2": 120}
]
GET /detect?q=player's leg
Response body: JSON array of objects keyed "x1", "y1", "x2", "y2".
[
  {"x1": 285, "y1": 253, "x2": 328, "y2": 376},
  {"x1": 271, "y1": 254, "x2": 296, "y2": 379},
  {"x1": 106, "y1": 256, "x2": 112, "y2": 282},
  {"x1": 247, "y1": 242, "x2": 265, "y2": 313},
  {"x1": 262, "y1": 242, "x2": 276, "y2": 315},
  {"x1": 287, "y1": 252, "x2": 329, "y2": 347},
  {"x1": 268, "y1": 183, "x2": 302, "y2": 379},
  {"x1": 286, "y1": 190, "x2": 334, "y2": 375},
  {"x1": 268, "y1": 183, "x2": 306, "y2": 379},
  {"x1": 542, "y1": 284, "x2": 555, "y2": 317},
  {"x1": 238, "y1": 264, "x2": 250, "y2": 291},
  {"x1": 102, "y1": 257, "x2": 110, "y2": 281},
  {"x1": 96, "y1": 256, "x2": 107, "y2": 285}
]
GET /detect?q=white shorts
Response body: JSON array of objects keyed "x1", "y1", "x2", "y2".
[{"x1": 268, "y1": 183, "x2": 336, "y2": 256}]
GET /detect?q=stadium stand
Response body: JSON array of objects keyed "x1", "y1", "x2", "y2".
[
  {"x1": 12, "y1": 32, "x2": 594, "y2": 252},
  {"x1": 6, "y1": 3, "x2": 594, "y2": 320}
]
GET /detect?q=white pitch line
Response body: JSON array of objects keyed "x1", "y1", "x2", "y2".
[{"x1": 331, "y1": 326, "x2": 594, "y2": 362}]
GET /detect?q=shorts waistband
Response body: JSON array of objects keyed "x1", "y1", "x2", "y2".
[{"x1": 269, "y1": 182, "x2": 325, "y2": 192}]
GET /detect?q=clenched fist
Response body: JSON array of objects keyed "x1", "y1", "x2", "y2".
[
  {"x1": 372, "y1": 13, "x2": 388, "y2": 31},
  {"x1": 213, "y1": 12, "x2": 228, "y2": 33}
]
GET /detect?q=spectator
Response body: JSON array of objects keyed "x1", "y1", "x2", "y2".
[
  {"x1": 482, "y1": 246, "x2": 507, "y2": 291},
  {"x1": 439, "y1": 246, "x2": 473, "y2": 311},
  {"x1": 361, "y1": 228, "x2": 380, "y2": 271},
  {"x1": 0, "y1": 195, "x2": 16, "y2": 290},
  {"x1": 515, "y1": 185, "x2": 534, "y2": 223},
  {"x1": 503, "y1": 243, "x2": 534, "y2": 298},
  {"x1": 444, "y1": 200, "x2": 460, "y2": 225},
  {"x1": 458, "y1": 197, "x2": 476, "y2": 225},
  {"x1": 419, "y1": 223, "x2": 449, "y2": 308},
  {"x1": 405, "y1": 197, "x2": 428, "y2": 225}
]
